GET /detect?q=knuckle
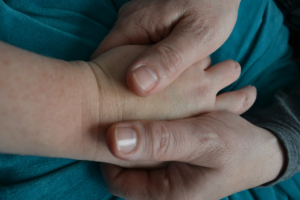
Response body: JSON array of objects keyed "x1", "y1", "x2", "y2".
[
  {"x1": 242, "y1": 92, "x2": 251, "y2": 110},
  {"x1": 196, "y1": 113, "x2": 232, "y2": 166},
  {"x1": 236, "y1": 90, "x2": 250, "y2": 111},
  {"x1": 146, "y1": 122, "x2": 174, "y2": 161},
  {"x1": 148, "y1": 19, "x2": 170, "y2": 42},
  {"x1": 228, "y1": 60, "x2": 241, "y2": 75},
  {"x1": 184, "y1": 17, "x2": 215, "y2": 46},
  {"x1": 192, "y1": 83, "x2": 213, "y2": 107},
  {"x1": 220, "y1": 60, "x2": 241, "y2": 84},
  {"x1": 148, "y1": 174, "x2": 170, "y2": 200},
  {"x1": 195, "y1": 83, "x2": 210, "y2": 98},
  {"x1": 153, "y1": 44, "x2": 183, "y2": 77}
]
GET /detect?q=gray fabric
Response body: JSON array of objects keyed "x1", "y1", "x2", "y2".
[{"x1": 243, "y1": 83, "x2": 300, "y2": 186}]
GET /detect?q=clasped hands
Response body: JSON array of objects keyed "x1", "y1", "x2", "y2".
[
  {"x1": 90, "y1": 0, "x2": 286, "y2": 199},
  {"x1": 0, "y1": 0, "x2": 286, "y2": 198}
]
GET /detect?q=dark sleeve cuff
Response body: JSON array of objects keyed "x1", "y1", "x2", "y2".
[
  {"x1": 245, "y1": 117, "x2": 300, "y2": 186},
  {"x1": 242, "y1": 86, "x2": 300, "y2": 186}
]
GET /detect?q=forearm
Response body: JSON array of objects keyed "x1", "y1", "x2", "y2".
[{"x1": 0, "y1": 41, "x2": 99, "y2": 159}]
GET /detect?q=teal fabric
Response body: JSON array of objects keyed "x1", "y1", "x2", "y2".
[
  {"x1": 0, "y1": 0, "x2": 299, "y2": 199},
  {"x1": 213, "y1": 0, "x2": 300, "y2": 106}
]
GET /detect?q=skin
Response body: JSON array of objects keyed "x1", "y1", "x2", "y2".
[
  {"x1": 91, "y1": 0, "x2": 285, "y2": 198},
  {"x1": 0, "y1": 42, "x2": 255, "y2": 167},
  {"x1": 92, "y1": 0, "x2": 241, "y2": 96},
  {"x1": 0, "y1": 0, "x2": 286, "y2": 199},
  {"x1": 103, "y1": 111, "x2": 285, "y2": 200}
]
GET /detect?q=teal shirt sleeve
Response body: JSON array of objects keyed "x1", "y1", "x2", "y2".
[{"x1": 0, "y1": 0, "x2": 299, "y2": 200}]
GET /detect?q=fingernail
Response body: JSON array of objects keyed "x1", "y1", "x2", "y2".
[
  {"x1": 132, "y1": 66, "x2": 158, "y2": 92},
  {"x1": 115, "y1": 127, "x2": 137, "y2": 154}
]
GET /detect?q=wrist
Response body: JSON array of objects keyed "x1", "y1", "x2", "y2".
[
  {"x1": 65, "y1": 60, "x2": 108, "y2": 160},
  {"x1": 256, "y1": 128, "x2": 286, "y2": 185},
  {"x1": 71, "y1": 61, "x2": 101, "y2": 131}
]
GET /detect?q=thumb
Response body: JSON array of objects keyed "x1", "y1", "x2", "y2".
[
  {"x1": 106, "y1": 118, "x2": 212, "y2": 162},
  {"x1": 126, "y1": 19, "x2": 223, "y2": 97}
]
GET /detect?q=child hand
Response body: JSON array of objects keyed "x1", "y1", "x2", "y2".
[
  {"x1": 89, "y1": 45, "x2": 255, "y2": 125},
  {"x1": 80, "y1": 45, "x2": 256, "y2": 167}
]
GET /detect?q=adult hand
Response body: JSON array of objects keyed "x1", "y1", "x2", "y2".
[
  {"x1": 92, "y1": 0, "x2": 241, "y2": 96},
  {"x1": 102, "y1": 112, "x2": 285, "y2": 200}
]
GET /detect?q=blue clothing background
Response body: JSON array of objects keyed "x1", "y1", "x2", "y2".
[{"x1": 0, "y1": 0, "x2": 299, "y2": 199}]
